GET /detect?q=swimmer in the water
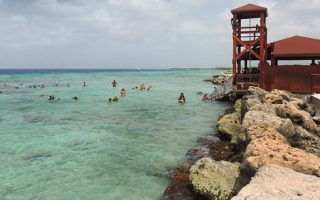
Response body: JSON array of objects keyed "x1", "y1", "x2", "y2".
[
  {"x1": 112, "y1": 96, "x2": 118, "y2": 102},
  {"x1": 83, "y1": 82, "x2": 87, "y2": 87},
  {"x1": 72, "y1": 97, "x2": 78, "y2": 100},
  {"x1": 120, "y1": 88, "x2": 126, "y2": 96},
  {"x1": 140, "y1": 84, "x2": 146, "y2": 91},
  {"x1": 178, "y1": 92, "x2": 186, "y2": 103},
  {"x1": 112, "y1": 80, "x2": 117, "y2": 87},
  {"x1": 48, "y1": 95, "x2": 55, "y2": 100},
  {"x1": 147, "y1": 86, "x2": 152, "y2": 91}
]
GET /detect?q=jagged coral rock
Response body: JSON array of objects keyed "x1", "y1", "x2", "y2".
[
  {"x1": 190, "y1": 158, "x2": 240, "y2": 200},
  {"x1": 242, "y1": 126, "x2": 320, "y2": 176},
  {"x1": 217, "y1": 111, "x2": 246, "y2": 145}
]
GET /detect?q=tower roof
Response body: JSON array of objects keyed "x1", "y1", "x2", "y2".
[{"x1": 231, "y1": 3, "x2": 268, "y2": 18}]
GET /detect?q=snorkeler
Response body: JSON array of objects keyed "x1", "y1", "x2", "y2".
[
  {"x1": 178, "y1": 92, "x2": 186, "y2": 103},
  {"x1": 112, "y1": 80, "x2": 117, "y2": 87}
]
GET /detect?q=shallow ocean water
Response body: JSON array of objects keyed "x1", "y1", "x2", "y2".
[{"x1": 0, "y1": 69, "x2": 229, "y2": 200}]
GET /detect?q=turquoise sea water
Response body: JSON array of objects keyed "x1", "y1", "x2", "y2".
[{"x1": 0, "y1": 69, "x2": 228, "y2": 200}]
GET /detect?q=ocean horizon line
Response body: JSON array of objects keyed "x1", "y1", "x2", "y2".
[{"x1": 0, "y1": 67, "x2": 231, "y2": 70}]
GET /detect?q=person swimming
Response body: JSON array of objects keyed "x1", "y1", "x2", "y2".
[
  {"x1": 112, "y1": 96, "x2": 118, "y2": 102},
  {"x1": 140, "y1": 84, "x2": 146, "y2": 91},
  {"x1": 147, "y1": 86, "x2": 152, "y2": 91},
  {"x1": 48, "y1": 95, "x2": 55, "y2": 100},
  {"x1": 112, "y1": 80, "x2": 117, "y2": 87},
  {"x1": 83, "y1": 82, "x2": 87, "y2": 87},
  {"x1": 178, "y1": 92, "x2": 186, "y2": 103},
  {"x1": 72, "y1": 96, "x2": 78, "y2": 100},
  {"x1": 120, "y1": 88, "x2": 126, "y2": 96}
]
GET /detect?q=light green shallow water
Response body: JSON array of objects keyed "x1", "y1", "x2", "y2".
[{"x1": 0, "y1": 69, "x2": 229, "y2": 200}]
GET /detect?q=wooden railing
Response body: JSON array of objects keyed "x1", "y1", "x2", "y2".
[{"x1": 234, "y1": 73, "x2": 260, "y2": 91}]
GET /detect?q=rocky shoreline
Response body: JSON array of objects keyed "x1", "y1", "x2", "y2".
[{"x1": 162, "y1": 86, "x2": 320, "y2": 200}]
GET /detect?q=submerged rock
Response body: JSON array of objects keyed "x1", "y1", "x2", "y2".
[
  {"x1": 208, "y1": 141, "x2": 244, "y2": 162},
  {"x1": 190, "y1": 158, "x2": 240, "y2": 200},
  {"x1": 186, "y1": 146, "x2": 209, "y2": 162},
  {"x1": 232, "y1": 165, "x2": 320, "y2": 200}
]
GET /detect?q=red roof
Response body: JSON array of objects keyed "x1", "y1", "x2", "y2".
[
  {"x1": 231, "y1": 3, "x2": 268, "y2": 18},
  {"x1": 272, "y1": 35, "x2": 320, "y2": 58}
]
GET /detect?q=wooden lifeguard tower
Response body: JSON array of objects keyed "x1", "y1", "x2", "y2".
[
  {"x1": 230, "y1": 4, "x2": 320, "y2": 96},
  {"x1": 231, "y1": 4, "x2": 268, "y2": 95}
]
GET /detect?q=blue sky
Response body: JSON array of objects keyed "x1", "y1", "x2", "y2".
[{"x1": 0, "y1": 0, "x2": 319, "y2": 69}]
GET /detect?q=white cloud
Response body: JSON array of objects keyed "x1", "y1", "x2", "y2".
[{"x1": 0, "y1": 0, "x2": 318, "y2": 68}]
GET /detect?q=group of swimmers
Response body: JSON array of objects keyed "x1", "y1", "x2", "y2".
[
  {"x1": 132, "y1": 84, "x2": 152, "y2": 91},
  {"x1": 1, "y1": 80, "x2": 217, "y2": 105},
  {"x1": 47, "y1": 95, "x2": 78, "y2": 101}
]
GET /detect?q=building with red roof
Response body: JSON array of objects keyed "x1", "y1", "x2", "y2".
[{"x1": 231, "y1": 4, "x2": 320, "y2": 95}]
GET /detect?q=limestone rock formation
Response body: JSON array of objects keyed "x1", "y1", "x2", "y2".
[
  {"x1": 232, "y1": 165, "x2": 320, "y2": 200},
  {"x1": 242, "y1": 111, "x2": 295, "y2": 134},
  {"x1": 217, "y1": 112, "x2": 245, "y2": 144},
  {"x1": 275, "y1": 102, "x2": 320, "y2": 135},
  {"x1": 264, "y1": 93, "x2": 283, "y2": 104},
  {"x1": 247, "y1": 103, "x2": 276, "y2": 115},
  {"x1": 242, "y1": 126, "x2": 320, "y2": 176},
  {"x1": 206, "y1": 74, "x2": 232, "y2": 85},
  {"x1": 190, "y1": 158, "x2": 240, "y2": 200}
]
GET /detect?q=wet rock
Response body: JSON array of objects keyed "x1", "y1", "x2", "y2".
[
  {"x1": 232, "y1": 165, "x2": 320, "y2": 200},
  {"x1": 196, "y1": 135, "x2": 220, "y2": 146},
  {"x1": 162, "y1": 162, "x2": 208, "y2": 200},
  {"x1": 190, "y1": 158, "x2": 240, "y2": 200},
  {"x1": 217, "y1": 112, "x2": 246, "y2": 145},
  {"x1": 186, "y1": 147, "x2": 209, "y2": 162},
  {"x1": 208, "y1": 141, "x2": 244, "y2": 162},
  {"x1": 242, "y1": 126, "x2": 320, "y2": 176}
]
